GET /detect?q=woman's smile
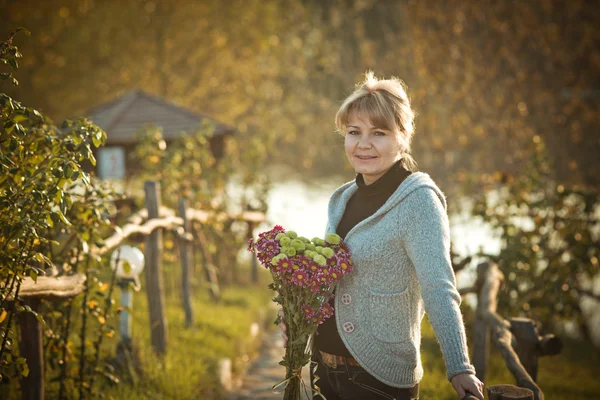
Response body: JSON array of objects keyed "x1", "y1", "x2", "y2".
[{"x1": 356, "y1": 155, "x2": 377, "y2": 161}]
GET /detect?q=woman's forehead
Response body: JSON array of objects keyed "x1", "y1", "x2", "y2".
[{"x1": 346, "y1": 110, "x2": 394, "y2": 130}]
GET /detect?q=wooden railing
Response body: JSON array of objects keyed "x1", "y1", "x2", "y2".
[
  {"x1": 460, "y1": 261, "x2": 563, "y2": 400},
  {"x1": 13, "y1": 180, "x2": 266, "y2": 400}
]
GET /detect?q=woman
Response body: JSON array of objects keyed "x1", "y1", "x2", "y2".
[{"x1": 281, "y1": 72, "x2": 484, "y2": 400}]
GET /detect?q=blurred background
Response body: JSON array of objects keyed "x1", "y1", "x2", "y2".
[{"x1": 1, "y1": 0, "x2": 599, "y2": 399}]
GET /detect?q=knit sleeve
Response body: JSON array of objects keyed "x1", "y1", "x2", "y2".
[{"x1": 401, "y1": 187, "x2": 476, "y2": 381}]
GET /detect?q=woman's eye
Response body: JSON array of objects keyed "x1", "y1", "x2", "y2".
[
  {"x1": 374, "y1": 131, "x2": 386, "y2": 136},
  {"x1": 348, "y1": 130, "x2": 359, "y2": 135}
]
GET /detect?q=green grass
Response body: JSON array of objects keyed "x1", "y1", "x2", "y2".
[
  {"x1": 99, "y1": 281, "x2": 273, "y2": 400},
  {"x1": 418, "y1": 316, "x2": 600, "y2": 399}
]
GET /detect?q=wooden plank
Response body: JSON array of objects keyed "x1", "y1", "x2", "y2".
[
  {"x1": 144, "y1": 181, "x2": 168, "y2": 355},
  {"x1": 101, "y1": 215, "x2": 183, "y2": 255},
  {"x1": 132, "y1": 206, "x2": 265, "y2": 225},
  {"x1": 19, "y1": 274, "x2": 86, "y2": 300},
  {"x1": 178, "y1": 199, "x2": 194, "y2": 328}
]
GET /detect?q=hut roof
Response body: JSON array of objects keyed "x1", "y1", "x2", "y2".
[{"x1": 85, "y1": 90, "x2": 235, "y2": 144}]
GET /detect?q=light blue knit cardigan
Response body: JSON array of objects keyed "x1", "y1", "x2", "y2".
[{"x1": 325, "y1": 172, "x2": 476, "y2": 388}]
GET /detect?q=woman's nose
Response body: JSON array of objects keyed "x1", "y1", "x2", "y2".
[{"x1": 357, "y1": 135, "x2": 372, "y2": 149}]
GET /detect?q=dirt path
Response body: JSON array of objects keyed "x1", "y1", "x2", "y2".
[{"x1": 228, "y1": 331, "x2": 312, "y2": 400}]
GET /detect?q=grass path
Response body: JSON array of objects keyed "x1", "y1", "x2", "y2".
[{"x1": 230, "y1": 330, "x2": 312, "y2": 400}]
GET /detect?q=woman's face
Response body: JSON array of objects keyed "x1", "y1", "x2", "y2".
[{"x1": 344, "y1": 112, "x2": 404, "y2": 185}]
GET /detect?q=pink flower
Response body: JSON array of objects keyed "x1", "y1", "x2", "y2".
[
  {"x1": 308, "y1": 260, "x2": 320, "y2": 275},
  {"x1": 320, "y1": 302, "x2": 333, "y2": 318},
  {"x1": 297, "y1": 255, "x2": 310, "y2": 269},
  {"x1": 314, "y1": 302, "x2": 334, "y2": 324},
  {"x1": 308, "y1": 279, "x2": 321, "y2": 293},
  {"x1": 315, "y1": 273, "x2": 329, "y2": 285},
  {"x1": 337, "y1": 256, "x2": 353, "y2": 274},
  {"x1": 256, "y1": 239, "x2": 279, "y2": 265},
  {"x1": 329, "y1": 267, "x2": 341, "y2": 282},
  {"x1": 291, "y1": 270, "x2": 308, "y2": 286},
  {"x1": 277, "y1": 258, "x2": 293, "y2": 272},
  {"x1": 258, "y1": 225, "x2": 285, "y2": 241},
  {"x1": 337, "y1": 242, "x2": 350, "y2": 254},
  {"x1": 302, "y1": 304, "x2": 315, "y2": 320}
]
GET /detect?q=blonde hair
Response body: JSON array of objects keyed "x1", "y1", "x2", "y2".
[{"x1": 335, "y1": 71, "x2": 418, "y2": 172}]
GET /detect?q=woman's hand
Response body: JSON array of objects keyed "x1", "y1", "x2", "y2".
[
  {"x1": 450, "y1": 373, "x2": 484, "y2": 400},
  {"x1": 278, "y1": 309, "x2": 288, "y2": 347}
]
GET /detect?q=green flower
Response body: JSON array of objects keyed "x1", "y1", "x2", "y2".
[
  {"x1": 306, "y1": 243, "x2": 316, "y2": 251},
  {"x1": 304, "y1": 250, "x2": 315, "y2": 258},
  {"x1": 312, "y1": 237, "x2": 325, "y2": 246},
  {"x1": 275, "y1": 233, "x2": 285, "y2": 241},
  {"x1": 298, "y1": 236, "x2": 311, "y2": 243},
  {"x1": 315, "y1": 246, "x2": 323, "y2": 254},
  {"x1": 321, "y1": 247, "x2": 334, "y2": 258},
  {"x1": 313, "y1": 254, "x2": 327, "y2": 266},
  {"x1": 286, "y1": 231, "x2": 298, "y2": 239},
  {"x1": 325, "y1": 233, "x2": 341, "y2": 245},
  {"x1": 280, "y1": 236, "x2": 291, "y2": 246},
  {"x1": 271, "y1": 253, "x2": 287, "y2": 265},
  {"x1": 282, "y1": 246, "x2": 297, "y2": 256},
  {"x1": 291, "y1": 239, "x2": 306, "y2": 251}
]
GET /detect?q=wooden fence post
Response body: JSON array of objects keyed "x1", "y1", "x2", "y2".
[
  {"x1": 473, "y1": 261, "x2": 492, "y2": 382},
  {"x1": 474, "y1": 261, "x2": 545, "y2": 400},
  {"x1": 144, "y1": 181, "x2": 168, "y2": 355},
  {"x1": 17, "y1": 274, "x2": 86, "y2": 400},
  {"x1": 509, "y1": 318, "x2": 563, "y2": 382},
  {"x1": 178, "y1": 199, "x2": 194, "y2": 328},
  {"x1": 192, "y1": 225, "x2": 221, "y2": 302},
  {"x1": 19, "y1": 298, "x2": 43, "y2": 400},
  {"x1": 247, "y1": 222, "x2": 258, "y2": 284}
]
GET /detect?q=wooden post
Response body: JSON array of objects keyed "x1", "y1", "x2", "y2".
[
  {"x1": 487, "y1": 384, "x2": 534, "y2": 400},
  {"x1": 19, "y1": 298, "x2": 43, "y2": 400},
  {"x1": 17, "y1": 274, "x2": 86, "y2": 400},
  {"x1": 192, "y1": 224, "x2": 221, "y2": 302},
  {"x1": 247, "y1": 222, "x2": 258, "y2": 284},
  {"x1": 178, "y1": 199, "x2": 194, "y2": 328},
  {"x1": 473, "y1": 261, "x2": 494, "y2": 382},
  {"x1": 510, "y1": 318, "x2": 563, "y2": 382},
  {"x1": 144, "y1": 181, "x2": 168, "y2": 355},
  {"x1": 510, "y1": 318, "x2": 540, "y2": 382}
]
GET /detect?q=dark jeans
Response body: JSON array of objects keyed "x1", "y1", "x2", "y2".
[{"x1": 310, "y1": 353, "x2": 419, "y2": 400}]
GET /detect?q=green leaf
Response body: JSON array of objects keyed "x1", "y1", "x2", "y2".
[
  {"x1": 56, "y1": 209, "x2": 72, "y2": 227},
  {"x1": 54, "y1": 189, "x2": 63, "y2": 204},
  {"x1": 45, "y1": 213, "x2": 54, "y2": 228},
  {"x1": 88, "y1": 151, "x2": 96, "y2": 166},
  {"x1": 64, "y1": 163, "x2": 73, "y2": 179},
  {"x1": 14, "y1": 123, "x2": 25, "y2": 135},
  {"x1": 29, "y1": 269, "x2": 38, "y2": 280},
  {"x1": 8, "y1": 58, "x2": 18, "y2": 70}
]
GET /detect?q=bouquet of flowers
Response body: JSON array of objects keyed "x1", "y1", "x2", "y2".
[{"x1": 248, "y1": 225, "x2": 354, "y2": 400}]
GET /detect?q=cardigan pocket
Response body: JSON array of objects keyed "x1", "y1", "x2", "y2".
[{"x1": 367, "y1": 288, "x2": 411, "y2": 344}]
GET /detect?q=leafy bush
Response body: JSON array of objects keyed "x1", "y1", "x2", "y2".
[{"x1": 468, "y1": 135, "x2": 599, "y2": 334}]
